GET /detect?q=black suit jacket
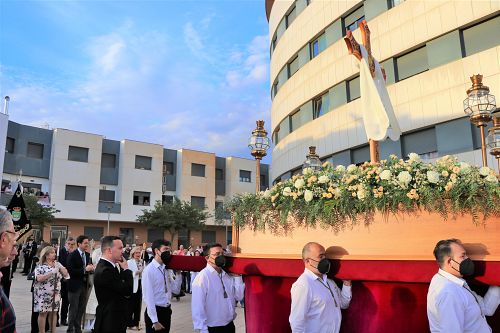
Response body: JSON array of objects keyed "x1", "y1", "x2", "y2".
[
  {"x1": 94, "y1": 259, "x2": 133, "y2": 333},
  {"x1": 66, "y1": 249, "x2": 91, "y2": 292}
]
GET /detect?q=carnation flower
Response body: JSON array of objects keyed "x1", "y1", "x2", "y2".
[
  {"x1": 294, "y1": 178, "x2": 305, "y2": 189},
  {"x1": 304, "y1": 190, "x2": 314, "y2": 202},
  {"x1": 426, "y1": 171, "x2": 440, "y2": 184},
  {"x1": 303, "y1": 167, "x2": 313, "y2": 175},
  {"x1": 335, "y1": 165, "x2": 346, "y2": 172},
  {"x1": 380, "y1": 170, "x2": 392, "y2": 180},
  {"x1": 282, "y1": 187, "x2": 292, "y2": 196},
  {"x1": 441, "y1": 171, "x2": 449, "y2": 177},
  {"x1": 485, "y1": 175, "x2": 499, "y2": 183},
  {"x1": 408, "y1": 153, "x2": 420, "y2": 162},
  {"x1": 479, "y1": 166, "x2": 491, "y2": 177},
  {"x1": 347, "y1": 164, "x2": 357, "y2": 173},
  {"x1": 263, "y1": 189, "x2": 271, "y2": 198},
  {"x1": 397, "y1": 171, "x2": 412, "y2": 184},
  {"x1": 356, "y1": 189, "x2": 366, "y2": 200},
  {"x1": 318, "y1": 175, "x2": 329, "y2": 184}
]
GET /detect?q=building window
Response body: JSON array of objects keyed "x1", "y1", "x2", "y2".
[
  {"x1": 216, "y1": 168, "x2": 224, "y2": 181},
  {"x1": 272, "y1": 80, "x2": 279, "y2": 98},
  {"x1": 344, "y1": 6, "x2": 365, "y2": 32},
  {"x1": 191, "y1": 163, "x2": 206, "y2": 177},
  {"x1": 5, "y1": 137, "x2": 14, "y2": 153},
  {"x1": 347, "y1": 76, "x2": 361, "y2": 101},
  {"x1": 133, "y1": 191, "x2": 151, "y2": 206},
  {"x1": 68, "y1": 146, "x2": 89, "y2": 163},
  {"x1": 351, "y1": 145, "x2": 370, "y2": 166},
  {"x1": 135, "y1": 155, "x2": 152, "y2": 170},
  {"x1": 313, "y1": 93, "x2": 330, "y2": 119},
  {"x1": 99, "y1": 189, "x2": 115, "y2": 202},
  {"x1": 101, "y1": 153, "x2": 116, "y2": 168},
  {"x1": 285, "y1": 6, "x2": 296, "y2": 28},
  {"x1": 395, "y1": 46, "x2": 428, "y2": 81},
  {"x1": 163, "y1": 162, "x2": 174, "y2": 175},
  {"x1": 389, "y1": 0, "x2": 406, "y2": 8},
  {"x1": 178, "y1": 228, "x2": 190, "y2": 248},
  {"x1": 288, "y1": 56, "x2": 299, "y2": 78},
  {"x1": 119, "y1": 228, "x2": 134, "y2": 245},
  {"x1": 162, "y1": 195, "x2": 174, "y2": 204},
  {"x1": 462, "y1": 16, "x2": 500, "y2": 57},
  {"x1": 310, "y1": 33, "x2": 326, "y2": 59},
  {"x1": 260, "y1": 174, "x2": 268, "y2": 189},
  {"x1": 402, "y1": 127, "x2": 438, "y2": 158},
  {"x1": 271, "y1": 34, "x2": 278, "y2": 51},
  {"x1": 273, "y1": 129, "x2": 280, "y2": 145},
  {"x1": 84, "y1": 227, "x2": 103, "y2": 242},
  {"x1": 65, "y1": 185, "x2": 86, "y2": 201},
  {"x1": 147, "y1": 228, "x2": 164, "y2": 242},
  {"x1": 202, "y1": 230, "x2": 216, "y2": 244},
  {"x1": 191, "y1": 196, "x2": 205, "y2": 209},
  {"x1": 27, "y1": 142, "x2": 44, "y2": 159},
  {"x1": 239, "y1": 170, "x2": 252, "y2": 183}
]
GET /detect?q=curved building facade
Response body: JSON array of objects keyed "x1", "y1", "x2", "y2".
[{"x1": 267, "y1": 0, "x2": 500, "y2": 182}]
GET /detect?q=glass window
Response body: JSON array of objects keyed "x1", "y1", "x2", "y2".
[
  {"x1": 272, "y1": 81, "x2": 279, "y2": 98},
  {"x1": 351, "y1": 145, "x2": 370, "y2": 165},
  {"x1": 5, "y1": 137, "x2": 14, "y2": 153},
  {"x1": 389, "y1": 0, "x2": 406, "y2": 8},
  {"x1": 191, "y1": 196, "x2": 205, "y2": 209},
  {"x1": 101, "y1": 153, "x2": 116, "y2": 168},
  {"x1": 277, "y1": 118, "x2": 290, "y2": 143},
  {"x1": 286, "y1": 6, "x2": 296, "y2": 27},
  {"x1": 271, "y1": 34, "x2": 278, "y2": 51},
  {"x1": 216, "y1": 168, "x2": 224, "y2": 180},
  {"x1": 27, "y1": 142, "x2": 44, "y2": 159},
  {"x1": 290, "y1": 110, "x2": 301, "y2": 132},
  {"x1": 191, "y1": 163, "x2": 206, "y2": 177},
  {"x1": 135, "y1": 155, "x2": 152, "y2": 170},
  {"x1": 396, "y1": 46, "x2": 428, "y2": 81},
  {"x1": 178, "y1": 229, "x2": 190, "y2": 248},
  {"x1": 68, "y1": 146, "x2": 89, "y2": 163},
  {"x1": 273, "y1": 129, "x2": 280, "y2": 145},
  {"x1": 462, "y1": 16, "x2": 500, "y2": 57},
  {"x1": 162, "y1": 195, "x2": 174, "y2": 204},
  {"x1": 202, "y1": 230, "x2": 216, "y2": 244},
  {"x1": 163, "y1": 162, "x2": 174, "y2": 175},
  {"x1": 84, "y1": 227, "x2": 103, "y2": 242},
  {"x1": 402, "y1": 127, "x2": 438, "y2": 157},
  {"x1": 65, "y1": 185, "x2": 86, "y2": 201},
  {"x1": 99, "y1": 189, "x2": 115, "y2": 202},
  {"x1": 344, "y1": 6, "x2": 365, "y2": 32},
  {"x1": 119, "y1": 228, "x2": 134, "y2": 246},
  {"x1": 147, "y1": 228, "x2": 164, "y2": 242},
  {"x1": 260, "y1": 174, "x2": 268, "y2": 190},
  {"x1": 288, "y1": 56, "x2": 299, "y2": 78},
  {"x1": 133, "y1": 191, "x2": 151, "y2": 206},
  {"x1": 310, "y1": 33, "x2": 326, "y2": 58},
  {"x1": 348, "y1": 76, "x2": 360, "y2": 101},
  {"x1": 313, "y1": 93, "x2": 330, "y2": 119},
  {"x1": 239, "y1": 170, "x2": 251, "y2": 183}
]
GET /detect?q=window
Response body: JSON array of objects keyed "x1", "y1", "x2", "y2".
[
  {"x1": 313, "y1": 93, "x2": 330, "y2": 119},
  {"x1": 65, "y1": 185, "x2": 86, "y2": 201},
  {"x1": 402, "y1": 127, "x2": 438, "y2": 158},
  {"x1": 239, "y1": 170, "x2": 251, "y2": 183},
  {"x1": 310, "y1": 33, "x2": 326, "y2": 58},
  {"x1": 99, "y1": 189, "x2": 115, "y2": 202},
  {"x1": 135, "y1": 155, "x2": 152, "y2": 170},
  {"x1": 5, "y1": 137, "x2": 14, "y2": 153},
  {"x1": 119, "y1": 228, "x2": 134, "y2": 245},
  {"x1": 290, "y1": 110, "x2": 301, "y2": 132},
  {"x1": 273, "y1": 129, "x2": 280, "y2": 145},
  {"x1": 133, "y1": 191, "x2": 151, "y2": 206},
  {"x1": 147, "y1": 228, "x2": 164, "y2": 242},
  {"x1": 389, "y1": 0, "x2": 406, "y2": 8},
  {"x1": 178, "y1": 229, "x2": 190, "y2": 248},
  {"x1": 191, "y1": 196, "x2": 205, "y2": 209},
  {"x1": 191, "y1": 163, "x2": 206, "y2": 177},
  {"x1": 163, "y1": 162, "x2": 174, "y2": 175},
  {"x1": 285, "y1": 6, "x2": 296, "y2": 27},
  {"x1": 84, "y1": 227, "x2": 103, "y2": 242},
  {"x1": 271, "y1": 34, "x2": 278, "y2": 51},
  {"x1": 101, "y1": 153, "x2": 116, "y2": 168},
  {"x1": 216, "y1": 168, "x2": 224, "y2": 181},
  {"x1": 27, "y1": 142, "x2": 44, "y2": 159},
  {"x1": 347, "y1": 76, "x2": 361, "y2": 101},
  {"x1": 396, "y1": 46, "x2": 428, "y2": 81},
  {"x1": 351, "y1": 145, "x2": 370, "y2": 165},
  {"x1": 272, "y1": 81, "x2": 279, "y2": 98},
  {"x1": 260, "y1": 174, "x2": 268, "y2": 189},
  {"x1": 202, "y1": 230, "x2": 216, "y2": 244},
  {"x1": 68, "y1": 146, "x2": 89, "y2": 163},
  {"x1": 344, "y1": 6, "x2": 365, "y2": 32},
  {"x1": 162, "y1": 195, "x2": 174, "y2": 204},
  {"x1": 462, "y1": 16, "x2": 500, "y2": 57},
  {"x1": 288, "y1": 56, "x2": 299, "y2": 78}
]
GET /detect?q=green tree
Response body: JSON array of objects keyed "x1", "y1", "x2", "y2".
[
  {"x1": 137, "y1": 197, "x2": 209, "y2": 244},
  {"x1": 23, "y1": 194, "x2": 60, "y2": 235}
]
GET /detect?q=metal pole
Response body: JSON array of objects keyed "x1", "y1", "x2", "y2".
[
  {"x1": 107, "y1": 207, "x2": 111, "y2": 235},
  {"x1": 255, "y1": 158, "x2": 261, "y2": 194},
  {"x1": 479, "y1": 124, "x2": 488, "y2": 167}
]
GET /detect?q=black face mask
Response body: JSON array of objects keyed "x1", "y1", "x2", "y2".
[
  {"x1": 160, "y1": 251, "x2": 172, "y2": 266},
  {"x1": 214, "y1": 255, "x2": 226, "y2": 268},
  {"x1": 310, "y1": 258, "x2": 331, "y2": 274},
  {"x1": 452, "y1": 258, "x2": 474, "y2": 276}
]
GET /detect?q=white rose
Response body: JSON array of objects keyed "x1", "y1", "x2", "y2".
[
  {"x1": 304, "y1": 190, "x2": 314, "y2": 202},
  {"x1": 263, "y1": 189, "x2": 271, "y2": 198},
  {"x1": 426, "y1": 171, "x2": 440, "y2": 184},
  {"x1": 379, "y1": 170, "x2": 392, "y2": 180},
  {"x1": 282, "y1": 187, "x2": 292, "y2": 196},
  {"x1": 356, "y1": 189, "x2": 366, "y2": 200},
  {"x1": 335, "y1": 165, "x2": 346, "y2": 172},
  {"x1": 408, "y1": 153, "x2": 420, "y2": 162},
  {"x1": 303, "y1": 167, "x2": 313, "y2": 175},
  {"x1": 397, "y1": 171, "x2": 412, "y2": 184},
  {"x1": 485, "y1": 175, "x2": 499, "y2": 183},
  {"x1": 347, "y1": 164, "x2": 357, "y2": 173},
  {"x1": 479, "y1": 166, "x2": 491, "y2": 177},
  {"x1": 318, "y1": 175, "x2": 329, "y2": 184},
  {"x1": 294, "y1": 178, "x2": 305, "y2": 189}
]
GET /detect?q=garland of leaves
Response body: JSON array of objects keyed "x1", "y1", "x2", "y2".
[{"x1": 226, "y1": 154, "x2": 500, "y2": 234}]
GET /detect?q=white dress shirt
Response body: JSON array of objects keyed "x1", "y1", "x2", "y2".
[
  {"x1": 289, "y1": 268, "x2": 352, "y2": 333},
  {"x1": 427, "y1": 269, "x2": 500, "y2": 333},
  {"x1": 191, "y1": 264, "x2": 245, "y2": 333},
  {"x1": 141, "y1": 259, "x2": 182, "y2": 323},
  {"x1": 127, "y1": 259, "x2": 143, "y2": 293}
]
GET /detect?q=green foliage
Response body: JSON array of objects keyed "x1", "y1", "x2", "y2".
[
  {"x1": 23, "y1": 194, "x2": 60, "y2": 229},
  {"x1": 137, "y1": 197, "x2": 209, "y2": 242},
  {"x1": 226, "y1": 154, "x2": 500, "y2": 234}
]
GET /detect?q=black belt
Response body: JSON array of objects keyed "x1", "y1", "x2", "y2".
[{"x1": 156, "y1": 304, "x2": 171, "y2": 309}]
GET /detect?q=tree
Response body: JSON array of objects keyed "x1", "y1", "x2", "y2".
[
  {"x1": 23, "y1": 194, "x2": 60, "y2": 235},
  {"x1": 137, "y1": 197, "x2": 209, "y2": 244}
]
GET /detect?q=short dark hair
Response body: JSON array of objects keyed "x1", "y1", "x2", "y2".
[
  {"x1": 433, "y1": 239, "x2": 461, "y2": 267},
  {"x1": 66, "y1": 237, "x2": 75, "y2": 242},
  {"x1": 151, "y1": 239, "x2": 171, "y2": 254},
  {"x1": 204, "y1": 243, "x2": 222, "y2": 256},
  {"x1": 101, "y1": 236, "x2": 121, "y2": 251},
  {"x1": 76, "y1": 235, "x2": 89, "y2": 246}
]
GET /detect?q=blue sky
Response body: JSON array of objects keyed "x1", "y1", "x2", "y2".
[{"x1": 0, "y1": 0, "x2": 272, "y2": 162}]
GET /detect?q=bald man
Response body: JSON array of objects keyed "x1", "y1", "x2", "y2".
[{"x1": 289, "y1": 242, "x2": 352, "y2": 333}]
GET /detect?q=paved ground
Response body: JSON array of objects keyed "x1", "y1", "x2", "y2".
[{"x1": 9, "y1": 271, "x2": 246, "y2": 333}]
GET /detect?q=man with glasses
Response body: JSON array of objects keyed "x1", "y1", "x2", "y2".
[
  {"x1": 289, "y1": 242, "x2": 352, "y2": 333},
  {"x1": 0, "y1": 208, "x2": 19, "y2": 333},
  {"x1": 191, "y1": 243, "x2": 244, "y2": 333}
]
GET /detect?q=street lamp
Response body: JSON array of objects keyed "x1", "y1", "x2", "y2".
[
  {"x1": 248, "y1": 120, "x2": 270, "y2": 193},
  {"x1": 303, "y1": 146, "x2": 322, "y2": 172},
  {"x1": 463, "y1": 74, "x2": 496, "y2": 167},
  {"x1": 106, "y1": 204, "x2": 112, "y2": 235},
  {"x1": 487, "y1": 115, "x2": 500, "y2": 174}
]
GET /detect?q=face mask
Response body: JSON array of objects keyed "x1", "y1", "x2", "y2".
[
  {"x1": 214, "y1": 255, "x2": 226, "y2": 268},
  {"x1": 452, "y1": 258, "x2": 474, "y2": 276},
  {"x1": 310, "y1": 258, "x2": 331, "y2": 274},
  {"x1": 160, "y1": 251, "x2": 171, "y2": 265}
]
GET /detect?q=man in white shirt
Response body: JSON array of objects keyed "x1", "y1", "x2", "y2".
[
  {"x1": 191, "y1": 243, "x2": 244, "y2": 333},
  {"x1": 427, "y1": 239, "x2": 500, "y2": 333},
  {"x1": 289, "y1": 242, "x2": 352, "y2": 333},
  {"x1": 142, "y1": 239, "x2": 181, "y2": 333}
]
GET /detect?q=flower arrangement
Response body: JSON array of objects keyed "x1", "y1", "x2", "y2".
[{"x1": 226, "y1": 154, "x2": 500, "y2": 233}]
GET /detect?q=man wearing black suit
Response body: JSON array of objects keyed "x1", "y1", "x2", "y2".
[
  {"x1": 94, "y1": 236, "x2": 133, "y2": 333},
  {"x1": 59, "y1": 237, "x2": 76, "y2": 326},
  {"x1": 66, "y1": 235, "x2": 94, "y2": 333},
  {"x1": 21, "y1": 237, "x2": 37, "y2": 275}
]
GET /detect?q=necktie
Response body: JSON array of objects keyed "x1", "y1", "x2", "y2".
[{"x1": 81, "y1": 251, "x2": 85, "y2": 267}]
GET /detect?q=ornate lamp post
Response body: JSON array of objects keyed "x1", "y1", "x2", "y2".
[
  {"x1": 302, "y1": 146, "x2": 322, "y2": 172},
  {"x1": 463, "y1": 74, "x2": 496, "y2": 167},
  {"x1": 248, "y1": 120, "x2": 270, "y2": 193},
  {"x1": 487, "y1": 115, "x2": 500, "y2": 174}
]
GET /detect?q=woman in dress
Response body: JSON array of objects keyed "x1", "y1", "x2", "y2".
[
  {"x1": 34, "y1": 245, "x2": 70, "y2": 333},
  {"x1": 127, "y1": 246, "x2": 144, "y2": 330}
]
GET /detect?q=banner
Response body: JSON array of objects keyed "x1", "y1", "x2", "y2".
[{"x1": 7, "y1": 184, "x2": 31, "y2": 239}]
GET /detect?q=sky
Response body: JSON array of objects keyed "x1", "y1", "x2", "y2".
[{"x1": 0, "y1": 0, "x2": 272, "y2": 162}]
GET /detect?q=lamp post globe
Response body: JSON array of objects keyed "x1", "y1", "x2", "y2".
[
  {"x1": 248, "y1": 120, "x2": 270, "y2": 193},
  {"x1": 302, "y1": 146, "x2": 322, "y2": 172}
]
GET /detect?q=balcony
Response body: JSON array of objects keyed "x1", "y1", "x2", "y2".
[{"x1": 98, "y1": 201, "x2": 121, "y2": 214}]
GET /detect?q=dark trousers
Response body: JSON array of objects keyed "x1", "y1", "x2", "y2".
[
  {"x1": 181, "y1": 272, "x2": 190, "y2": 293},
  {"x1": 144, "y1": 305, "x2": 171, "y2": 333},
  {"x1": 60, "y1": 281, "x2": 69, "y2": 323},
  {"x1": 68, "y1": 287, "x2": 86, "y2": 333},
  {"x1": 22, "y1": 254, "x2": 32, "y2": 273},
  {"x1": 208, "y1": 321, "x2": 235, "y2": 333},
  {"x1": 128, "y1": 280, "x2": 142, "y2": 327}
]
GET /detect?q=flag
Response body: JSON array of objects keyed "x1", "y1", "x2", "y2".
[{"x1": 7, "y1": 184, "x2": 31, "y2": 239}]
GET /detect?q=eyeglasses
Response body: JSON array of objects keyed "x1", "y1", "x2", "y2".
[{"x1": 3, "y1": 230, "x2": 19, "y2": 240}]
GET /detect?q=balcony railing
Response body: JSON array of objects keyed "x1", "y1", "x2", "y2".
[{"x1": 98, "y1": 201, "x2": 121, "y2": 214}]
